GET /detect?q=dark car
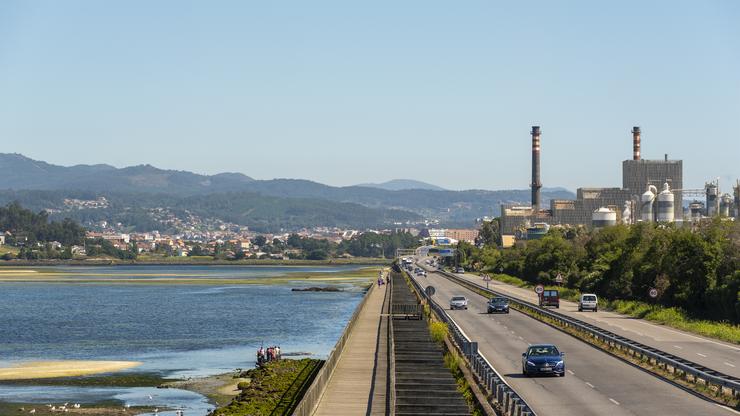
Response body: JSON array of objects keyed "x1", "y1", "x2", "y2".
[
  {"x1": 522, "y1": 344, "x2": 565, "y2": 377},
  {"x1": 487, "y1": 297, "x2": 509, "y2": 314},
  {"x1": 538, "y1": 289, "x2": 560, "y2": 308}
]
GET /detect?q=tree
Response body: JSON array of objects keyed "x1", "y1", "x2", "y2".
[{"x1": 251, "y1": 235, "x2": 267, "y2": 248}]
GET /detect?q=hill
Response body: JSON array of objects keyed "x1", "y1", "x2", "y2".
[{"x1": 356, "y1": 179, "x2": 447, "y2": 191}]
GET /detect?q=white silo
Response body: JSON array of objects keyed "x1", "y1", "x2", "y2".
[
  {"x1": 656, "y1": 183, "x2": 675, "y2": 222},
  {"x1": 720, "y1": 193, "x2": 733, "y2": 217},
  {"x1": 592, "y1": 207, "x2": 617, "y2": 228},
  {"x1": 641, "y1": 185, "x2": 657, "y2": 222}
]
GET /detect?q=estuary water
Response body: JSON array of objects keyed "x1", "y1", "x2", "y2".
[{"x1": 0, "y1": 265, "x2": 370, "y2": 415}]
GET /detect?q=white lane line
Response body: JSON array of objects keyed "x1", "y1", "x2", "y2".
[
  {"x1": 585, "y1": 382, "x2": 595, "y2": 388},
  {"x1": 567, "y1": 370, "x2": 575, "y2": 375},
  {"x1": 518, "y1": 336, "x2": 524, "y2": 340},
  {"x1": 609, "y1": 398, "x2": 620, "y2": 406},
  {"x1": 673, "y1": 345, "x2": 683, "y2": 349},
  {"x1": 724, "y1": 362, "x2": 736, "y2": 368},
  {"x1": 697, "y1": 353, "x2": 708, "y2": 358},
  {"x1": 716, "y1": 403, "x2": 740, "y2": 414}
]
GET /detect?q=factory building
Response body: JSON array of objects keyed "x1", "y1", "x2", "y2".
[{"x1": 500, "y1": 126, "x2": 684, "y2": 238}]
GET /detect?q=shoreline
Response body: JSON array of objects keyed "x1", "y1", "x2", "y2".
[
  {"x1": 0, "y1": 361, "x2": 142, "y2": 381},
  {"x1": 0, "y1": 258, "x2": 390, "y2": 267}
]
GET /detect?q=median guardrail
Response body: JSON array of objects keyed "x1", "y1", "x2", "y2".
[
  {"x1": 436, "y1": 270, "x2": 740, "y2": 401},
  {"x1": 292, "y1": 281, "x2": 378, "y2": 416},
  {"x1": 404, "y1": 270, "x2": 537, "y2": 416}
]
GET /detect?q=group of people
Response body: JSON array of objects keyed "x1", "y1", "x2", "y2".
[{"x1": 257, "y1": 345, "x2": 281, "y2": 365}]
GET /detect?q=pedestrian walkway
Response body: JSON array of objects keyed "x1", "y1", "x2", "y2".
[{"x1": 313, "y1": 279, "x2": 390, "y2": 416}]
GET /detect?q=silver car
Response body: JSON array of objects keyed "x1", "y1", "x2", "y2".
[
  {"x1": 450, "y1": 296, "x2": 468, "y2": 310},
  {"x1": 578, "y1": 294, "x2": 598, "y2": 312}
]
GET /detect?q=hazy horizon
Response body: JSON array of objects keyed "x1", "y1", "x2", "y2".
[{"x1": 1, "y1": 1, "x2": 738, "y2": 191}]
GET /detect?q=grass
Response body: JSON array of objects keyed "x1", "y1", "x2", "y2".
[
  {"x1": 212, "y1": 359, "x2": 322, "y2": 416},
  {"x1": 480, "y1": 272, "x2": 740, "y2": 344},
  {"x1": 428, "y1": 321, "x2": 449, "y2": 344}
]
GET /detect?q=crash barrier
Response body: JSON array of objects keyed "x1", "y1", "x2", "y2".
[
  {"x1": 437, "y1": 270, "x2": 740, "y2": 400},
  {"x1": 292, "y1": 282, "x2": 377, "y2": 416},
  {"x1": 404, "y1": 270, "x2": 537, "y2": 416}
]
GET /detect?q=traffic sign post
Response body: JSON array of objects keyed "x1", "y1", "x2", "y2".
[
  {"x1": 535, "y1": 284, "x2": 545, "y2": 295},
  {"x1": 425, "y1": 285, "x2": 436, "y2": 297},
  {"x1": 482, "y1": 274, "x2": 491, "y2": 289},
  {"x1": 649, "y1": 288, "x2": 658, "y2": 299},
  {"x1": 555, "y1": 273, "x2": 563, "y2": 286}
]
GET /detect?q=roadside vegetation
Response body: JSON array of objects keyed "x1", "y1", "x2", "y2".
[
  {"x1": 454, "y1": 218, "x2": 740, "y2": 341},
  {"x1": 212, "y1": 359, "x2": 322, "y2": 416}
]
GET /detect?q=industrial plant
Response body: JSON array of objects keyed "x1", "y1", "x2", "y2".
[{"x1": 500, "y1": 126, "x2": 739, "y2": 242}]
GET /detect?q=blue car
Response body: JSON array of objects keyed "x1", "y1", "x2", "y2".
[{"x1": 522, "y1": 344, "x2": 565, "y2": 377}]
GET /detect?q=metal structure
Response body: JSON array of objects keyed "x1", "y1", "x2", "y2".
[
  {"x1": 706, "y1": 181, "x2": 719, "y2": 217},
  {"x1": 640, "y1": 185, "x2": 657, "y2": 222},
  {"x1": 592, "y1": 207, "x2": 617, "y2": 228},
  {"x1": 656, "y1": 183, "x2": 675, "y2": 222},
  {"x1": 530, "y1": 126, "x2": 542, "y2": 213}
]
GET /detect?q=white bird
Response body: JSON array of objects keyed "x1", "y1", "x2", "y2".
[
  {"x1": 148, "y1": 395, "x2": 153, "y2": 400},
  {"x1": 51, "y1": 406, "x2": 56, "y2": 411},
  {"x1": 29, "y1": 410, "x2": 35, "y2": 414}
]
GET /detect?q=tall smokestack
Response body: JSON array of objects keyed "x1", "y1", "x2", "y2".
[
  {"x1": 531, "y1": 126, "x2": 542, "y2": 212},
  {"x1": 632, "y1": 126, "x2": 641, "y2": 160}
]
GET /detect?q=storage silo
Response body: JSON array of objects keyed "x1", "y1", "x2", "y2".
[
  {"x1": 592, "y1": 207, "x2": 617, "y2": 228},
  {"x1": 689, "y1": 201, "x2": 704, "y2": 220},
  {"x1": 720, "y1": 194, "x2": 733, "y2": 217},
  {"x1": 641, "y1": 185, "x2": 657, "y2": 222},
  {"x1": 656, "y1": 183, "x2": 675, "y2": 222}
]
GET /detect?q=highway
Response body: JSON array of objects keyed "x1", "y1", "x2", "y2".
[
  {"x1": 435, "y1": 263, "x2": 740, "y2": 379},
  {"x1": 409, "y1": 269, "x2": 732, "y2": 415}
]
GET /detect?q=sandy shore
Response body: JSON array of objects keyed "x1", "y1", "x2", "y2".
[{"x1": 0, "y1": 360, "x2": 142, "y2": 380}]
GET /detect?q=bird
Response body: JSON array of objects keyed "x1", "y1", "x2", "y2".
[
  {"x1": 28, "y1": 410, "x2": 35, "y2": 414},
  {"x1": 73, "y1": 404, "x2": 81, "y2": 409},
  {"x1": 148, "y1": 395, "x2": 153, "y2": 400}
]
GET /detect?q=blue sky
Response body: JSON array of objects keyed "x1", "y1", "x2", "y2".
[{"x1": 1, "y1": 1, "x2": 738, "y2": 191}]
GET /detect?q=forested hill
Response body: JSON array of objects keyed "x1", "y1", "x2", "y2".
[{"x1": 0, "y1": 202, "x2": 86, "y2": 245}]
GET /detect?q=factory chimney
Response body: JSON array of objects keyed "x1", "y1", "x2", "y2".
[
  {"x1": 632, "y1": 126, "x2": 641, "y2": 161},
  {"x1": 531, "y1": 126, "x2": 542, "y2": 212}
]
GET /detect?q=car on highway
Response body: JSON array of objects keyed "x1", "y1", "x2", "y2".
[
  {"x1": 538, "y1": 289, "x2": 560, "y2": 308},
  {"x1": 578, "y1": 293, "x2": 598, "y2": 312},
  {"x1": 522, "y1": 344, "x2": 565, "y2": 377},
  {"x1": 449, "y1": 296, "x2": 469, "y2": 310},
  {"x1": 455, "y1": 267, "x2": 465, "y2": 274},
  {"x1": 487, "y1": 297, "x2": 509, "y2": 314}
]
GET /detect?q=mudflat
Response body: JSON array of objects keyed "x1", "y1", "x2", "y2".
[{"x1": 0, "y1": 360, "x2": 142, "y2": 380}]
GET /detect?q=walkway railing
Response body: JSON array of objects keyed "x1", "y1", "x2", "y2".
[{"x1": 292, "y1": 281, "x2": 378, "y2": 416}]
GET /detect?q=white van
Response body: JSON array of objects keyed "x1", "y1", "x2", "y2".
[{"x1": 578, "y1": 294, "x2": 598, "y2": 312}]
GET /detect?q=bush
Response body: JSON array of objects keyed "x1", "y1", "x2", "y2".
[{"x1": 429, "y1": 321, "x2": 449, "y2": 344}]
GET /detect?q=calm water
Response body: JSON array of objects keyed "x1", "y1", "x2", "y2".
[{"x1": 0, "y1": 265, "x2": 370, "y2": 415}]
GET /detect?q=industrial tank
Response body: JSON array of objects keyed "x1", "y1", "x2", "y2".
[
  {"x1": 689, "y1": 201, "x2": 704, "y2": 220},
  {"x1": 720, "y1": 194, "x2": 733, "y2": 217},
  {"x1": 641, "y1": 185, "x2": 657, "y2": 222},
  {"x1": 657, "y1": 183, "x2": 675, "y2": 222},
  {"x1": 592, "y1": 207, "x2": 617, "y2": 228}
]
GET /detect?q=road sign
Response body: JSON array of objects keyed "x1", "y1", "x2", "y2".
[
  {"x1": 482, "y1": 275, "x2": 491, "y2": 281},
  {"x1": 649, "y1": 288, "x2": 658, "y2": 299},
  {"x1": 555, "y1": 273, "x2": 563, "y2": 284},
  {"x1": 535, "y1": 284, "x2": 545, "y2": 295},
  {"x1": 425, "y1": 286, "x2": 436, "y2": 297},
  {"x1": 438, "y1": 249, "x2": 455, "y2": 257}
]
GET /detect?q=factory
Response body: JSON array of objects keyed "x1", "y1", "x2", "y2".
[{"x1": 499, "y1": 125, "x2": 737, "y2": 241}]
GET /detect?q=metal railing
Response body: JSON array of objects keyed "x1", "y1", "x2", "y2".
[
  {"x1": 404, "y1": 270, "x2": 537, "y2": 416},
  {"x1": 292, "y1": 281, "x2": 378, "y2": 416},
  {"x1": 436, "y1": 270, "x2": 740, "y2": 400}
]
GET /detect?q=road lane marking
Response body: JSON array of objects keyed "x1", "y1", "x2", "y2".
[
  {"x1": 567, "y1": 370, "x2": 574, "y2": 375},
  {"x1": 697, "y1": 353, "x2": 708, "y2": 358},
  {"x1": 716, "y1": 404, "x2": 740, "y2": 414},
  {"x1": 518, "y1": 336, "x2": 524, "y2": 340},
  {"x1": 673, "y1": 345, "x2": 683, "y2": 349},
  {"x1": 724, "y1": 362, "x2": 736, "y2": 368},
  {"x1": 609, "y1": 398, "x2": 620, "y2": 406},
  {"x1": 585, "y1": 382, "x2": 595, "y2": 388}
]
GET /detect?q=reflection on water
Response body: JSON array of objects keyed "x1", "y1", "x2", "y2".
[{"x1": 0, "y1": 265, "x2": 369, "y2": 415}]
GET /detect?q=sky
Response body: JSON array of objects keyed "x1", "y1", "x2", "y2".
[{"x1": 1, "y1": 1, "x2": 738, "y2": 191}]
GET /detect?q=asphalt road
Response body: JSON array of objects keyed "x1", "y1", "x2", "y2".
[
  {"x1": 409, "y1": 269, "x2": 733, "y2": 416},
  {"x1": 433, "y1": 263, "x2": 740, "y2": 379}
]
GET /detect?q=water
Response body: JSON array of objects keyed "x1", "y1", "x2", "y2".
[{"x1": 0, "y1": 265, "x2": 370, "y2": 414}]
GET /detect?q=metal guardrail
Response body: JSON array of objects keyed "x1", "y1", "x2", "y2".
[
  {"x1": 404, "y1": 270, "x2": 537, "y2": 416},
  {"x1": 436, "y1": 270, "x2": 740, "y2": 400},
  {"x1": 292, "y1": 281, "x2": 378, "y2": 416}
]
